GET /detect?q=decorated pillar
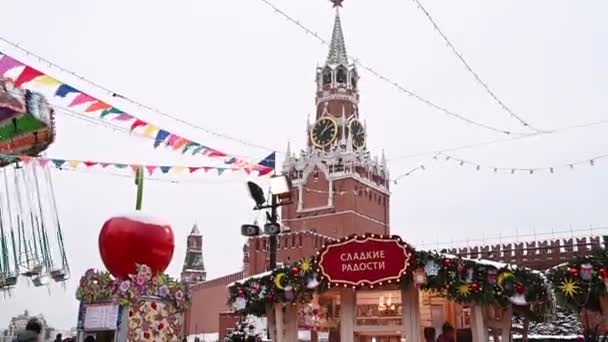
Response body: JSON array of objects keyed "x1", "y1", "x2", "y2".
[
  {"x1": 274, "y1": 305, "x2": 285, "y2": 342},
  {"x1": 483, "y1": 303, "x2": 512, "y2": 341},
  {"x1": 401, "y1": 285, "x2": 421, "y2": 341},
  {"x1": 284, "y1": 304, "x2": 299, "y2": 342},
  {"x1": 339, "y1": 288, "x2": 355, "y2": 342},
  {"x1": 470, "y1": 305, "x2": 489, "y2": 342},
  {"x1": 266, "y1": 304, "x2": 277, "y2": 341}
]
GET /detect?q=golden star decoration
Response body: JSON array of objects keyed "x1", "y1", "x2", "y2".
[
  {"x1": 559, "y1": 278, "x2": 581, "y2": 298},
  {"x1": 300, "y1": 258, "x2": 313, "y2": 274},
  {"x1": 457, "y1": 283, "x2": 472, "y2": 297}
]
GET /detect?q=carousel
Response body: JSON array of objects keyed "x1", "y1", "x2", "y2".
[
  {"x1": 227, "y1": 234, "x2": 555, "y2": 342},
  {"x1": 0, "y1": 77, "x2": 69, "y2": 292}
]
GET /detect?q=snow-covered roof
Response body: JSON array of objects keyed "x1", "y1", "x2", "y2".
[
  {"x1": 228, "y1": 270, "x2": 273, "y2": 288},
  {"x1": 513, "y1": 335, "x2": 581, "y2": 340},
  {"x1": 444, "y1": 253, "x2": 546, "y2": 276}
]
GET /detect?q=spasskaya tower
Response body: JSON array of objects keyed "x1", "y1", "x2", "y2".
[{"x1": 281, "y1": 1, "x2": 390, "y2": 238}]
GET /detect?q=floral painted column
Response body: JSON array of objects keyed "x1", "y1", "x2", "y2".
[
  {"x1": 339, "y1": 288, "x2": 355, "y2": 342},
  {"x1": 470, "y1": 305, "x2": 489, "y2": 342},
  {"x1": 401, "y1": 285, "x2": 421, "y2": 341}
]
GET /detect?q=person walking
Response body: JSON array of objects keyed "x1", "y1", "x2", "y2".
[
  {"x1": 436, "y1": 322, "x2": 455, "y2": 342},
  {"x1": 424, "y1": 327, "x2": 436, "y2": 342},
  {"x1": 13, "y1": 318, "x2": 43, "y2": 342},
  {"x1": 53, "y1": 334, "x2": 62, "y2": 342}
]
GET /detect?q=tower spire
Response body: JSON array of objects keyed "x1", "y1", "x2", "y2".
[
  {"x1": 181, "y1": 223, "x2": 206, "y2": 284},
  {"x1": 326, "y1": 4, "x2": 348, "y2": 66}
]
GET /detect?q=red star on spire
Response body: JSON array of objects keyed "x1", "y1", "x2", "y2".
[{"x1": 331, "y1": 0, "x2": 344, "y2": 8}]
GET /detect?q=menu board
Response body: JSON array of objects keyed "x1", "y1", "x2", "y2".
[{"x1": 83, "y1": 304, "x2": 119, "y2": 330}]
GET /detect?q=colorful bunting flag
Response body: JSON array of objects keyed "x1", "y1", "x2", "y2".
[
  {"x1": 69, "y1": 92, "x2": 96, "y2": 107},
  {"x1": 14, "y1": 66, "x2": 43, "y2": 87},
  {"x1": 55, "y1": 84, "x2": 78, "y2": 98},
  {"x1": 52, "y1": 159, "x2": 65, "y2": 168},
  {"x1": 130, "y1": 119, "x2": 147, "y2": 131},
  {"x1": 0, "y1": 55, "x2": 23, "y2": 75},
  {"x1": 153, "y1": 130, "x2": 170, "y2": 148},
  {"x1": 85, "y1": 101, "x2": 112, "y2": 113},
  {"x1": 0, "y1": 153, "x2": 271, "y2": 177},
  {"x1": 0, "y1": 50, "x2": 276, "y2": 173},
  {"x1": 100, "y1": 107, "x2": 123, "y2": 118},
  {"x1": 33, "y1": 75, "x2": 61, "y2": 87}
]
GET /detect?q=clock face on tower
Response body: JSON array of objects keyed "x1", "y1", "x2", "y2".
[
  {"x1": 311, "y1": 117, "x2": 338, "y2": 148},
  {"x1": 349, "y1": 119, "x2": 365, "y2": 148}
]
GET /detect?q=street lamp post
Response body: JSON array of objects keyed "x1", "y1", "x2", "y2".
[
  {"x1": 268, "y1": 194, "x2": 278, "y2": 270},
  {"x1": 242, "y1": 175, "x2": 292, "y2": 271}
]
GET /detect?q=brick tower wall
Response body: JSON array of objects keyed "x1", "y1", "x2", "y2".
[{"x1": 445, "y1": 236, "x2": 606, "y2": 270}]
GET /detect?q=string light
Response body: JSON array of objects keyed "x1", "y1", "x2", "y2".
[
  {"x1": 392, "y1": 163, "x2": 427, "y2": 184},
  {"x1": 410, "y1": 0, "x2": 547, "y2": 133},
  {"x1": 437, "y1": 152, "x2": 608, "y2": 175},
  {"x1": 255, "y1": 0, "x2": 527, "y2": 136}
]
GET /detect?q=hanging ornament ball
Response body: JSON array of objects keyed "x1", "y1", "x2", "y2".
[
  {"x1": 443, "y1": 258, "x2": 451, "y2": 267},
  {"x1": 291, "y1": 267, "x2": 300, "y2": 276},
  {"x1": 312, "y1": 308, "x2": 319, "y2": 316},
  {"x1": 99, "y1": 213, "x2": 174, "y2": 278},
  {"x1": 238, "y1": 289, "x2": 244, "y2": 296},
  {"x1": 266, "y1": 294, "x2": 273, "y2": 302},
  {"x1": 600, "y1": 268, "x2": 608, "y2": 279},
  {"x1": 471, "y1": 283, "x2": 479, "y2": 292},
  {"x1": 515, "y1": 284, "x2": 526, "y2": 294},
  {"x1": 568, "y1": 267, "x2": 579, "y2": 278},
  {"x1": 248, "y1": 324, "x2": 255, "y2": 331}
]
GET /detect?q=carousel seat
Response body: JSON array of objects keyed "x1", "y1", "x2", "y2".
[
  {"x1": 51, "y1": 269, "x2": 69, "y2": 282},
  {"x1": 32, "y1": 275, "x2": 49, "y2": 287},
  {"x1": 5, "y1": 274, "x2": 18, "y2": 286},
  {"x1": 22, "y1": 264, "x2": 43, "y2": 277}
]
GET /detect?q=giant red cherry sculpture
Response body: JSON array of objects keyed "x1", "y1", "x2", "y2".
[{"x1": 99, "y1": 213, "x2": 174, "y2": 278}]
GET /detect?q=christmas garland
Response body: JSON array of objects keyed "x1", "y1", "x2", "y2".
[
  {"x1": 227, "y1": 252, "x2": 552, "y2": 320},
  {"x1": 412, "y1": 251, "x2": 552, "y2": 321},
  {"x1": 76, "y1": 269, "x2": 115, "y2": 303},
  {"x1": 228, "y1": 257, "x2": 321, "y2": 316},
  {"x1": 76, "y1": 264, "x2": 191, "y2": 311},
  {"x1": 547, "y1": 249, "x2": 608, "y2": 312}
]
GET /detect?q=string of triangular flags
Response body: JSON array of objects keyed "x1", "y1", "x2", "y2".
[
  {"x1": 0, "y1": 51, "x2": 274, "y2": 176},
  {"x1": 0, "y1": 152, "x2": 276, "y2": 177}
]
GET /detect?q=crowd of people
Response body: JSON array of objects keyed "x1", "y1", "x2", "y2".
[
  {"x1": 424, "y1": 323, "x2": 457, "y2": 342},
  {"x1": 10, "y1": 318, "x2": 89, "y2": 342}
]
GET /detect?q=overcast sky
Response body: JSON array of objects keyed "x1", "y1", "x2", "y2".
[{"x1": 1, "y1": 0, "x2": 607, "y2": 330}]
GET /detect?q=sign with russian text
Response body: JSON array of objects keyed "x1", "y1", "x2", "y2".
[
  {"x1": 318, "y1": 235, "x2": 412, "y2": 286},
  {"x1": 83, "y1": 303, "x2": 119, "y2": 330}
]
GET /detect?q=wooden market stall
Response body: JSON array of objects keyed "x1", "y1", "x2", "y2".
[{"x1": 227, "y1": 235, "x2": 553, "y2": 341}]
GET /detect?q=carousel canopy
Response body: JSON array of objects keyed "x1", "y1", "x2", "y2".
[{"x1": 0, "y1": 78, "x2": 55, "y2": 162}]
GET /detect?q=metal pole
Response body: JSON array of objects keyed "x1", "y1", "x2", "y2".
[
  {"x1": 268, "y1": 194, "x2": 278, "y2": 270},
  {"x1": 135, "y1": 166, "x2": 144, "y2": 211}
]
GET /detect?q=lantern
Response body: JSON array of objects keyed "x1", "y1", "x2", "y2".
[
  {"x1": 487, "y1": 269, "x2": 497, "y2": 285},
  {"x1": 414, "y1": 268, "x2": 428, "y2": 286},
  {"x1": 580, "y1": 264, "x2": 593, "y2": 281}
]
